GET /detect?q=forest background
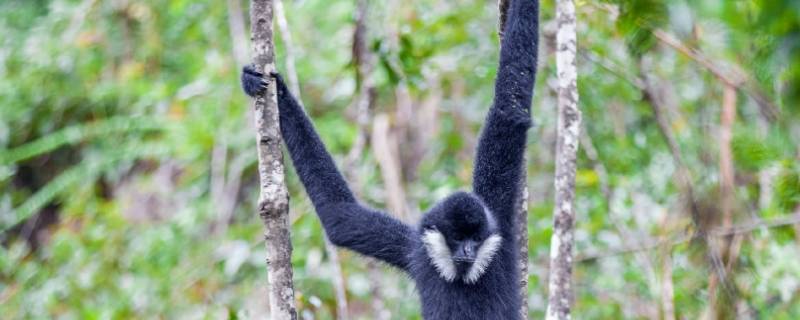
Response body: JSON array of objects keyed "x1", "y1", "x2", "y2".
[{"x1": 1, "y1": 0, "x2": 799, "y2": 319}]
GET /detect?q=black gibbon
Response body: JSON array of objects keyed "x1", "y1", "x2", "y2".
[{"x1": 241, "y1": 0, "x2": 538, "y2": 318}]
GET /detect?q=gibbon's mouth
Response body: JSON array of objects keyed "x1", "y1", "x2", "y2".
[{"x1": 453, "y1": 257, "x2": 475, "y2": 263}]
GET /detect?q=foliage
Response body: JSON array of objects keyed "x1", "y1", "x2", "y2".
[{"x1": 1, "y1": 0, "x2": 799, "y2": 319}]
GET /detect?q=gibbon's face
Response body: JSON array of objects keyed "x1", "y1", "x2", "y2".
[{"x1": 420, "y1": 192, "x2": 502, "y2": 284}]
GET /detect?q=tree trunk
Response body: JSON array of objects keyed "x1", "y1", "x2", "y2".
[
  {"x1": 546, "y1": 0, "x2": 581, "y2": 319},
  {"x1": 249, "y1": 0, "x2": 297, "y2": 319}
]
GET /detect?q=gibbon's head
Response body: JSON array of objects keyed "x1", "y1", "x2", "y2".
[{"x1": 420, "y1": 192, "x2": 502, "y2": 284}]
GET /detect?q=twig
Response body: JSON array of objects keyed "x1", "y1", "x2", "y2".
[
  {"x1": 578, "y1": 215, "x2": 800, "y2": 262},
  {"x1": 274, "y1": 0, "x2": 303, "y2": 102},
  {"x1": 652, "y1": 30, "x2": 778, "y2": 122},
  {"x1": 637, "y1": 62, "x2": 736, "y2": 295},
  {"x1": 660, "y1": 240, "x2": 676, "y2": 320},
  {"x1": 588, "y1": 1, "x2": 779, "y2": 122},
  {"x1": 372, "y1": 114, "x2": 408, "y2": 220},
  {"x1": 704, "y1": 83, "x2": 741, "y2": 317}
]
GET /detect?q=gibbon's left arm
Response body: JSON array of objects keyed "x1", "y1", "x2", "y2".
[
  {"x1": 241, "y1": 68, "x2": 415, "y2": 270},
  {"x1": 472, "y1": 0, "x2": 539, "y2": 234}
]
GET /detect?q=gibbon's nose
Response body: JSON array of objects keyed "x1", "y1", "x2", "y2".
[{"x1": 454, "y1": 240, "x2": 477, "y2": 263}]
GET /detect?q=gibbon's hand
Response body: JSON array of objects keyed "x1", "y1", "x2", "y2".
[{"x1": 241, "y1": 65, "x2": 269, "y2": 97}]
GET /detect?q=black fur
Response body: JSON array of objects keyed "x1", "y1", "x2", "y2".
[{"x1": 241, "y1": 0, "x2": 538, "y2": 318}]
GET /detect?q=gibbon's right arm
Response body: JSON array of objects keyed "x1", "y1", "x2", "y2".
[{"x1": 241, "y1": 67, "x2": 415, "y2": 270}]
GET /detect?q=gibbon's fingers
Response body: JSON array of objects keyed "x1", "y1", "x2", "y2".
[
  {"x1": 241, "y1": 67, "x2": 268, "y2": 97},
  {"x1": 243, "y1": 65, "x2": 264, "y2": 77}
]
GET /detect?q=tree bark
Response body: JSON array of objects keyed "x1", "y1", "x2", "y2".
[
  {"x1": 546, "y1": 1, "x2": 581, "y2": 319},
  {"x1": 249, "y1": 0, "x2": 297, "y2": 319}
]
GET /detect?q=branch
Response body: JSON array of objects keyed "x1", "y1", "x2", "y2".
[
  {"x1": 578, "y1": 215, "x2": 800, "y2": 262},
  {"x1": 274, "y1": 0, "x2": 303, "y2": 103},
  {"x1": 639, "y1": 63, "x2": 733, "y2": 297},
  {"x1": 372, "y1": 114, "x2": 408, "y2": 220},
  {"x1": 248, "y1": 0, "x2": 297, "y2": 318},
  {"x1": 707, "y1": 97, "x2": 741, "y2": 317},
  {"x1": 588, "y1": 2, "x2": 779, "y2": 122},
  {"x1": 547, "y1": 1, "x2": 582, "y2": 319},
  {"x1": 652, "y1": 30, "x2": 779, "y2": 122}
]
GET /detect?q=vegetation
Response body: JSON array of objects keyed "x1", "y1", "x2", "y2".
[{"x1": 1, "y1": 0, "x2": 798, "y2": 318}]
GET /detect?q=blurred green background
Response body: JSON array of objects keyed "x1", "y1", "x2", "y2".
[{"x1": 1, "y1": 0, "x2": 799, "y2": 319}]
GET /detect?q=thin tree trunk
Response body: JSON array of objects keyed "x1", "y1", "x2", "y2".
[
  {"x1": 323, "y1": 239, "x2": 349, "y2": 319},
  {"x1": 655, "y1": 207, "x2": 677, "y2": 320},
  {"x1": 719, "y1": 85, "x2": 738, "y2": 270},
  {"x1": 639, "y1": 65, "x2": 731, "y2": 300},
  {"x1": 516, "y1": 182, "x2": 530, "y2": 320},
  {"x1": 579, "y1": 214, "x2": 800, "y2": 262},
  {"x1": 249, "y1": 1, "x2": 297, "y2": 319},
  {"x1": 497, "y1": 2, "x2": 529, "y2": 318},
  {"x1": 661, "y1": 249, "x2": 676, "y2": 320},
  {"x1": 546, "y1": 1, "x2": 581, "y2": 319},
  {"x1": 372, "y1": 114, "x2": 408, "y2": 221},
  {"x1": 706, "y1": 84, "x2": 739, "y2": 319}
]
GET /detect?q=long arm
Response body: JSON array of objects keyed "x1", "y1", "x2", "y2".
[
  {"x1": 472, "y1": 0, "x2": 539, "y2": 232},
  {"x1": 242, "y1": 68, "x2": 415, "y2": 270}
]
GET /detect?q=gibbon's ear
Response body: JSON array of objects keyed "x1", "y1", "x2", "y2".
[
  {"x1": 422, "y1": 229, "x2": 457, "y2": 282},
  {"x1": 464, "y1": 234, "x2": 503, "y2": 284}
]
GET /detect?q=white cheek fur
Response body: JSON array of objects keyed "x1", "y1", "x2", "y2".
[
  {"x1": 423, "y1": 230, "x2": 503, "y2": 284},
  {"x1": 422, "y1": 230, "x2": 457, "y2": 282},
  {"x1": 464, "y1": 234, "x2": 503, "y2": 284}
]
